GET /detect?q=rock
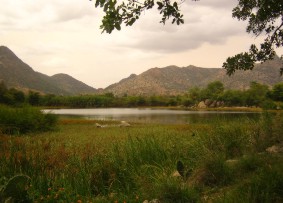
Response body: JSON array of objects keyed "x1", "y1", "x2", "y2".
[
  {"x1": 172, "y1": 170, "x2": 182, "y2": 177},
  {"x1": 204, "y1": 99, "x2": 212, "y2": 106},
  {"x1": 266, "y1": 145, "x2": 283, "y2": 153},
  {"x1": 143, "y1": 199, "x2": 160, "y2": 203},
  {"x1": 119, "y1": 121, "x2": 131, "y2": 127},
  {"x1": 95, "y1": 123, "x2": 104, "y2": 128},
  {"x1": 209, "y1": 101, "x2": 217, "y2": 108},
  {"x1": 198, "y1": 101, "x2": 207, "y2": 108},
  {"x1": 150, "y1": 199, "x2": 160, "y2": 203},
  {"x1": 216, "y1": 101, "x2": 222, "y2": 107},
  {"x1": 225, "y1": 159, "x2": 239, "y2": 168}
]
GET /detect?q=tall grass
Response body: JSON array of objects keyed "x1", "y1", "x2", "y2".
[
  {"x1": 0, "y1": 112, "x2": 282, "y2": 202},
  {"x1": 0, "y1": 105, "x2": 58, "y2": 134}
]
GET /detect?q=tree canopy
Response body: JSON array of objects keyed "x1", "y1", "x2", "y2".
[
  {"x1": 91, "y1": 0, "x2": 283, "y2": 75},
  {"x1": 222, "y1": 0, "x2": 283, "y2": 76},
  {"x1": 91, "y1": 0, "x2": 192, "y2": 33}
]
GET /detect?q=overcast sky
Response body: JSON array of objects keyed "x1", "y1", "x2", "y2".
[{"x1": 1, "y1": 0, "x2": 282, "y2": 88}]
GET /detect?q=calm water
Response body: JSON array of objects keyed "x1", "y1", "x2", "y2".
[{"x1": 44, "y1": 108, "x2": 260, "y2": 124}]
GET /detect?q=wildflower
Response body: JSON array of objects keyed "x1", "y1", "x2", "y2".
[
  {"x1": 77, "y1": 200, "x2": 82, "y2": 203},
  {"x1": 48, "y1": 187, "x2": 52, "y2": 191}
]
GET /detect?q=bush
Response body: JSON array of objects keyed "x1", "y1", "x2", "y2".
[
  {"x1": 260, "y1": 100, "x2": 277, "y2": 110},
  {"x1": 0, "y1": 105, "x2": 58, "y2": 134}
]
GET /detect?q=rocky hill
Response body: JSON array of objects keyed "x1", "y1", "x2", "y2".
[
  {"x1": 50, "y1": 73, "x2": 96, "y2": 95},
  {"x1": 0, "y1": 46, "x2": 96, "y2": 95},
  {"x1": 1, "y1": 46, "x2": 282, "y2": 96},
  {"x1": 104, "y1": 57, "x2": 283, "y2": 96}
]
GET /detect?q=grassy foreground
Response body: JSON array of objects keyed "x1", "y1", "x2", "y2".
[{"x1": 1, "y1": 113, "x2": 283, "y2": 202}]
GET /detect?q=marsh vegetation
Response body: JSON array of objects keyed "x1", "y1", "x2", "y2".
[{"x1": 0, "y1": 107, "x2": 282, "y2": 202}]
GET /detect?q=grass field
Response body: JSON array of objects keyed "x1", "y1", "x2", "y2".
[{"x1": 1, "y1": 112, "x2": 283, "y2": 202}]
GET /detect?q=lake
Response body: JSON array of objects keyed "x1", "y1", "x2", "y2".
[{"x1": 43, "y1": 108, "x2": 260, "y2": 124}]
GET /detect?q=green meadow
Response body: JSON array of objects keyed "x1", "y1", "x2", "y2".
[{"x1": 0, "y1": 107, "x2": 283, "y2": 202}]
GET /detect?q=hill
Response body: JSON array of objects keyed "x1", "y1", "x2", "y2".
[
  {"x1": 104, "y1": 57, "x2": 283, "y2": 96},
  {"x1": 1, "y1": 46, "x2": 282, "y2": 96},
  {"x1": 50, "y1": 73, "x2": 96, "y2": 95},
  {"x1": 0, "y1": 46, "x2": 96, "y2": 95}
]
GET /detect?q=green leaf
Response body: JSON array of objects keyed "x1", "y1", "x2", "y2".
[
  {"x1": 95, "y1": 0, "x2": 100, "y2": 7},
  {"x1": 173, "y1": 2, "x2": 178, "y2": 9},
  {"x1": 103, "y1": 2, "x2": 109, "y2": 12},
  {"x1": 157, "y1": 2, "x2": 163, "y2": 9},
  {"x1": 128, "y1": 18, "x2": 136, "y2": 26},
  {"x1": 115, "y1": 23, "x2": 121, "y2": 31}
]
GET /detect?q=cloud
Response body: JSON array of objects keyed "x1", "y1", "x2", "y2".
[
  {"x1": 115, "y1": 0, "x2": 246, "y2": 53},
  {"x1": 0, "y1": 0, "x2": 96, "y2": 31},
  {"x1": 185, "y1": 0, "x2": 238, "y2": 9},
  {"x1": 1, "y1": 0, "x2": 259, "y2": 88}
]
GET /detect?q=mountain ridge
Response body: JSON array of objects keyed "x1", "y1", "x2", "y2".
[
  {"x1": 1, "y1": 46, "x2": 282, "y2": 96},
  {"x1": 104, "y1": 58, "x2": 283, "y2": 96},
  {"x1": 0, "y1": 46, "x2": 97, "y2": 95}
]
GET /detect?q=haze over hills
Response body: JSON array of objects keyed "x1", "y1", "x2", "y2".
[
  {"x1": 0, "y1": 46, "x2": 282, "y2": 96},
  {"x1": 104, "y1": 56, "x2": 283, "y2": 96},
  {"x1": 0, "y1": 46, "x2": 96, "y2": 95}
]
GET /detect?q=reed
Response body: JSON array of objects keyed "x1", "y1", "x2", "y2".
[{"x1": 0, "y1": 112, "x2": 282, "y2": 202}]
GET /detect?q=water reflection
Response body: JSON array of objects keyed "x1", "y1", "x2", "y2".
[{"x1": 44, "y1": 108, "x2": 260, "y2": 124}]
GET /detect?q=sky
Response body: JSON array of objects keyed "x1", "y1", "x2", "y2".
[{"x1": 1, "y1": 0, "x2": 282, "y2": 88}]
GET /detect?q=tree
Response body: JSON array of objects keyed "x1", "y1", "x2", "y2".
[
  {"x1": 28, "y1": 91, "x2": 41, "y2": 106},
  {"x1": 92, "y1": 0, "x2": 283, "y2": 74},
  {"x1": 203, "y1": 81, "x2": 224, "y2": 100},
  {"x1": 91, "y1": 0, "x2": 199, "y2": 33},
  {"x1": 270, "y1": 82, "x2": 283, "y2": 101},
  {"x1": 188, "y1": 87, "x2": 202, "y2": 103},
  {"x1": 0, "y1": 81, "x2": 8, "y2": 103},
  {"x1": 222, "y1": 0, "x2": 283, "y2": 76},
  {"x1": 245, "y1": 81, "x2": 269, "y2": 106},
  {"x1": 221, "y1": 89, "x2": 245, "y2": 106},
  {"x1": 9, "y1": 88, "x2": 25, "y2": 104}
]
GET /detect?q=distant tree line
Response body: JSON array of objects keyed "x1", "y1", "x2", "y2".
[{"x1": 0, "y1": 81, "x2": 283, "y2": 109}]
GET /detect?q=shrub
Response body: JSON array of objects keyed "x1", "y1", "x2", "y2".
[
  {"x1": 260, "y1": 100, "x2": 277, "y2": 110},
  {"x1": 0, "y1": 105, "x2": 58, "y2": 134}
]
